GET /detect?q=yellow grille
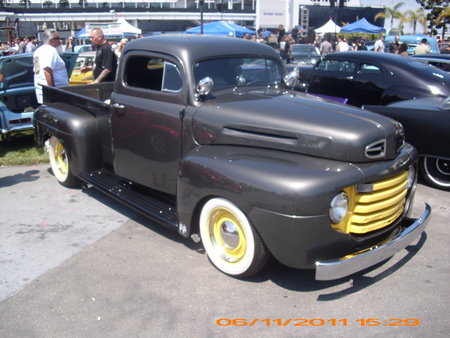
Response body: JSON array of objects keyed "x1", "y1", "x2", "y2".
[{"x1": 332, "y1": 170, "x2": 409, "y2": 234}]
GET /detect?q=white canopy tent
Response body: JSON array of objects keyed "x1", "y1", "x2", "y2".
[
  {"x1": 76, "y1": 17, "x2": 141, "y2": 39},
  {"x1": 315, "y1": 19, "x2": 341, "y2": 34}
]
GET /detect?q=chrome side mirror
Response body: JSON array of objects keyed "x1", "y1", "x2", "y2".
[
  {"x1": 196, "y1": 77, "x2": 214, "y2": 99},
  {"x1": 284, "y1": 71, "x2": 298, "y2": 88}
]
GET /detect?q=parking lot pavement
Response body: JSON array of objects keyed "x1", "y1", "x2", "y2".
[
  {"x1": 0, "y1": 164, "x2": 449, "y2": 336},
  {"x1": 0, "y1": 164, "x2": 137, "y2": 302}
]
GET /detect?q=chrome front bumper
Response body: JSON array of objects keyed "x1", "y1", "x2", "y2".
[{"x1": 315, "y1": 203, "x2": 431, "y2": 281}]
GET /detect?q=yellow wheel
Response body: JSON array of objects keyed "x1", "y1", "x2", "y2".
[
  {"x1": 199, "y1": 198, "x2": 269, "y2": 278},
  {"x1": 48, "y1": 136, "x2": 80, "y2": 187}
]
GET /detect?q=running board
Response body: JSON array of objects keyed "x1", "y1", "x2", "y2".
[{"x1": 79, "y1": 170, "x2": 178, "y2": 230}]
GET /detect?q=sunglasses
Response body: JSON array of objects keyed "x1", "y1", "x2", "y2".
[{"x1": 51, "y1": 37, "x2": 60, "y2": 40}]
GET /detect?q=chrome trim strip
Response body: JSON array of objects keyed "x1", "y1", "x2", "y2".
[{"x1": 315, "y1": 203, "x2": 431, "y2": 281}]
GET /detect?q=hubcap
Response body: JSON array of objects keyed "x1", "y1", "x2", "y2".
[
  {"x1": 436, "y1": 159, "x2": 450, "y2": 176},
  {"x1": 55, "y1": 142, "x2": 68, "y2": 176},
  {"x1": 208, "y1": 208, "x2": 246, "y2": 263}
]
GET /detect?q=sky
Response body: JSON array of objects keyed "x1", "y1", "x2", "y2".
[{"x1": 360, "y1": 0, "x2": 426, "y2": 33}]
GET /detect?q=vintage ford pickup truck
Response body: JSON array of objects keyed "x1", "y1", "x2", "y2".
[{"x1": 34, "y1": 35, "x2": 430, "y2": 280}]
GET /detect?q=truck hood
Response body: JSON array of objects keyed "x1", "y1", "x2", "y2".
[{"x1": 192, "y1": 88, "x2": 404, "y2": 163}]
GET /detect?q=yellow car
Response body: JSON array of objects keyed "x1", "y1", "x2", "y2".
[{"x1": 69, "y1": 51, "x2": 95, "y2": 85}]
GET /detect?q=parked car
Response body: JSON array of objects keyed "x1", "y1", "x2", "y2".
[
  {"x1": 33, "y1": 35, "x2": 430, "y2": 280},
  {"x1": 290, "y1": 44, "x2": 321, "y2": 64},
  {"x1": 411, "y1": 54, "x2": 450, "y2": 72},
  {"x1": 364, "y1": 96, "x2": 450, "y2": 191},
  {"x1": 74, "y1": 44, "x2": 93, "y2": 53},
  {"x1": 298, "y1": 51, "x2": 450, "y2": 107},
  {"x1": 69, "y1": 51, "x2": 95, "y2": 85},
  {"x1": 0, "y1": 52, "x2": 77, "y2": 141},
  {"x1": 385, "y1": 35, "x2": 440, "y2": 54}
]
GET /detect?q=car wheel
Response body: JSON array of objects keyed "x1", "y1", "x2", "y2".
[
  {"x1": 420, "y1": 157, "x2": 450, "y2": 191},
  {"x1": 199, "y1": 198, "x2": 269, "y2": 278},
  {"x1": 48, "y1": 136, "x2": 80, "y2": 187}
]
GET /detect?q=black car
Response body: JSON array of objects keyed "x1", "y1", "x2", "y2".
[
  {"x1": 411, "y1": 54, "x2": 450, "y2": 72},
  {"x1": 365, "y1": 96, "x2": 450, "y2": 191},
  {"x1": 298, "y1": 51, "x2": 450, "y2": 107},
  {"x1": 290, "y1": 44, "x2": 321, "y2": 65}
]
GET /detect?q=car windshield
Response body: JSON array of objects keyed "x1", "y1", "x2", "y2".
[
  {"x1": 193, "y1": 57, "x2": 285, "y2": 90},
  {"x1": 292, "y1": 45, "x2": 318, "y2": 54}
]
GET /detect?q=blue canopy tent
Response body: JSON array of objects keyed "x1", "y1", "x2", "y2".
[
  {"x1": 340, "y1": 18, "x2": 385, "y2": 34},
  {"x1": 185, "y1": 21, "x2": 256, "y2": 38}
]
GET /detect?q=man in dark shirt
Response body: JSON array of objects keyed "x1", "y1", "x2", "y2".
[{"x1": 81, "y1": 28, "x2": 117, "y2": 83}]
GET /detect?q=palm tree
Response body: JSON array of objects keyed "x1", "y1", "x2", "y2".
[
  {"x1": 374, "y1": 2, "x2": 405, "y2": 28},
  {"x1": 405, "y1": 8, "x2": 426, "y2": 35},
  {"x1": 436, "y1": 7, "x2": 450, "y2": 25}
]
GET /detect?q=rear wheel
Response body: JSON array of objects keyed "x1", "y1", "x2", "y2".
[
  {"x1": 48, "y1": 136, "x2": 80, "y2": 187},
  {"x1": 199, "y1": 198, "x2": 269, "y2": 278},
  {"x1": 420, "y1": 156, "x2": 450, "y2": 191}
]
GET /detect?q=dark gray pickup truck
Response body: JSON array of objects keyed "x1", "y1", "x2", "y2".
[{"x1": 34, "y1": 35, "x2": 430, "y2": 280}]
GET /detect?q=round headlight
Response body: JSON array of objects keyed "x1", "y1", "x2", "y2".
[{"x1": 329, "y1": 192, "x2": 349, "y2": 224}]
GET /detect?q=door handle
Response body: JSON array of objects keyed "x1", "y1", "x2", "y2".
[{"x1": 112, "y1": 103, "x2": 125, "y2": 109}]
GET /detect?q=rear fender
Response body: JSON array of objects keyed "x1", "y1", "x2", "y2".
[{"x1": 34, "y1": 103, "x2": 102, "y2": 177}]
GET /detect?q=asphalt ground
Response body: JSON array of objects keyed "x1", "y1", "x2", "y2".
[{"x1": 0, "y1": 164, "x2": 448, "y2": 337}]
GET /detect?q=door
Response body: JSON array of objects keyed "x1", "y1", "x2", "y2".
[{"x1": 111, "y1": 53, "x2": 186, "y2": 195}]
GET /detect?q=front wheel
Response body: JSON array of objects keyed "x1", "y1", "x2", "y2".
[
  {"x1": 48, "y1": 136, "x2": 80, "y2": 188},
  {"x1": 420, "y1": 156, "x2": 450, "y2": 191},
  {"x1": 199, "y1": 198, "x2": 269, "y2": 278}
]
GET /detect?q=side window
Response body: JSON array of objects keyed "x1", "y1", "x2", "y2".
[
  {"x1": 316, "y1": 60, "x2": 355, "y2": 73},
  {"x1": 125, "y1": 56, "x2": 181, "y2": 92},
  {"x1": 360, "y1": 63, "x2": 382, "y2": 75},
  {"x1": 162, "y1": 62, "x2": 182, "y2": 92}
]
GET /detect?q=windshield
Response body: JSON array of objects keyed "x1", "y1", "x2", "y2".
[{"x1": 194, "y1": 57, "x2": 285, "y2": 90}]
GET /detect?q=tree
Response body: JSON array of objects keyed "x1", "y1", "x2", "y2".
[
  {"x1": 59, "y1": 0, "x2": 69, "y2": 8},
  {"x1": 404, "y1": 8, "x2": 426, "y2": 35},
  {"x1": 374, "y1": 2, "x2": 405, "y2": 28},
  {"x1": 78, "y1": 0, "x2": 87, "y2": 8},
  {"x1": 416, "y1": 0, "x2": 449, "y2": 35},
  {"x1": 44, "y1": 0, "x2": 53, "y2": 8}
]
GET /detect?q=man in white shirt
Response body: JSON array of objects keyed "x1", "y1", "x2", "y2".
[
  {"x1": 33, "y1": 29, "x2": 68, "y2": 104},
  {"x1": 374, "y1": 35, "x2": 386, "y2": 52},
  {"x1": 336, "y1": 36, "x2": 349, "y2": 52}
]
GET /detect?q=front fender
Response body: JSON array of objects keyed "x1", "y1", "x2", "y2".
[
  {"x1": 381, "y1": 85, "x2": 442, "y2": 105},
  {"x1": 176, "y1": 145, "x2": 365, "y2": 236},
  {"x1": 34, "y1": 102, "x2": 102, "y2": 177}
]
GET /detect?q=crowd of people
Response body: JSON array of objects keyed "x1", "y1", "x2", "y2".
[{"x1": 317, "y1": 34, "x2": 433, "y2": 56}]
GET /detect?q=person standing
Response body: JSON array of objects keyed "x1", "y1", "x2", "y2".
[
  {"x1": 374, "y1": 35, "x2": 385, "y2": 52},
  {"x1": 81, "y1": 28, "x2": 117, "y2": 83},
  {"x1": 414, "y1": 38, "x2": 431, "y2": 54},
  {"x1": 115, "y1": 38, "x2": 128, "y2": 61},
  {"x1": 336, "y1": 36, "x2": 349, "y2": 52},
  {"x1": 389, "y1": 35, "x2": 400, "y2": 53},
  {"x1": 319, "y1": 36, "x2": 333, "y2": 56},
  {"x1": 278, "y1": 34, "x2": 291, "y2": 63},
  {"x1": 33, "y1": 29, "x2": 68, "y2": 104},
  {"x1": 25, "y1": 36, "x2": 36, "y2": 53},
  {"x1": 277, "y1": 24, "x2": 285, "y2": 44}
]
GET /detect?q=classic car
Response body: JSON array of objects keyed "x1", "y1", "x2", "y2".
[
  {"x1": 33, "y1": 35, "x2": 430, "y2": 280},
  {"x1": 0, "y1": 52, "x2": 77, "y2": 140},
  {"x1": 385, "y1": 35, "x2": 440, "y2": 55},
  {"x1": 411, "y1": 54, "x2": 450, "y2": 72},
  {"x1": 290, "y1": 44, "x2": 321, "y2": 64},
  {"x1": 298, "y1": 51, "x2": 450, "y2": 107},
  {"x1": 364, "y1": 96, "x2": 450, "y2": 191},
  {"x1": 69, "y1": 51, "x2": 95, "y2": 85}
]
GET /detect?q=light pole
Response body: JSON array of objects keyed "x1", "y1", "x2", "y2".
[{"x1": 200, "y1": 0, "x2": 205, "y2": 34}]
